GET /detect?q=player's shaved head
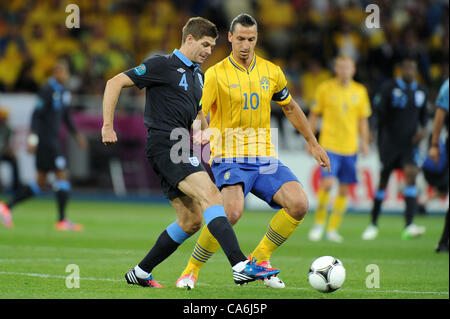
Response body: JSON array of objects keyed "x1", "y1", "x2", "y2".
[{"x1": 229, "y1": 13, "x2": 257, "y2": 34}]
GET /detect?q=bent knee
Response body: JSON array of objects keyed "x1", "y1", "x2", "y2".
[
  {"x1": 179, "y1": 215, "x2": 203, "y2": 235},
  {"x1": 223, "y1": 200, "x2": 243, "y2": 226},
  {"x1": 189, "y1": 221, "x2": 203, "y2": 234},
  {"x1": 226, "y1": 209, "x2": 242, "y2": 226},
  {"x1": 183, "y1": 220, "x2": 203, "y2": 235},
  {"x1": 201, "y1": 185, "x2": 223, "y2": 207},
  {"x1": 285, "y1": 197, "x2": 309, "y2": 221}
]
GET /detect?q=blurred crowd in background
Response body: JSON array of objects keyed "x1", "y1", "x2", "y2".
[
  {"x1": 0, "y1": 0, "x2": 448, "y2": 104},
  {"x1": 0, "y1": 0, "x2": 449, "y2": 196}
]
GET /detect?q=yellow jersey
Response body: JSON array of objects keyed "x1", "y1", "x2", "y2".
[
  {"x1": 201, "y1": 54, "x2": 292, "y2": 162},
  {"x1": 311, "y1": 78, "x2": 371, "y2": 155}
]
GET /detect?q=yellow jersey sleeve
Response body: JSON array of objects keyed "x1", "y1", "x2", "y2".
[
  {"x1": 272, "y1": 66, "x2": 292, "y2": 106},
  {"x1": 201, "y1": 67, "x2": 217, "y2": 117},
  {"x1": 310, "y1": 81, "x2": 326, "y2": 114},
  {"x1": 358, "y1": 85, "x2": 372, "y2": 118}
]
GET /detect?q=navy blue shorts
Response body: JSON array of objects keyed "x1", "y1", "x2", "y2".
[
  {"x1": 320, "y1": 151, "x2": 358, "y2": 184},
  {"x1": 211, "y1": 157, "x2": 300, "y2": 209},
  {"x1": 36, "y1": 145, "x2": 66, "y2": 172}
]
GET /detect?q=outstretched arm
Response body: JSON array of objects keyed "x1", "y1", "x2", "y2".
[
  {"x1": 280, "y1": 99, "x2": 331, "y2": 172},
  {"x1": 101, "y1": 73, "x2": 135, "y2": 145}
]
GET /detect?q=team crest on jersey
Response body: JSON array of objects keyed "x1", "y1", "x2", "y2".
[
  {"x1": 415, "y1": 90, "x2": 425, "y2": 107},
  {"x1": 189, "y1": 156, "x2": 200, "y2": 167},
  {"x1": 224, "y1": 171, "x2": 230, "y2": 181},
  {"x1": 392, "y1": 88, "x2": 403, "y2": 97},
  {"x1": 133, "y1": 64, "x2": 146, "y2": 76},
  {"x1": 260, "y1": 76, "x2": 269, "y2": 91}
]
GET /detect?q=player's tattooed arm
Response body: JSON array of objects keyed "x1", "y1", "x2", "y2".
[
  {"x1": 280, "y1": 98, "x2": 318, "y2": 146},
  {"x1": 281, "y1": 99, "x2": 330, "y2": 171}
]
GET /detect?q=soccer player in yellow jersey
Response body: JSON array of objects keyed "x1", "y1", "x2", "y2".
[
  {"x1": 176, "y1": 14, "x2": 330, "y2": 289},
  {"x1": 308, "y1": 55, "x2": 371, "y2": 243}
]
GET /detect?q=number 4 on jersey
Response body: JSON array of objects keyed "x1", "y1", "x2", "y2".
[{"x1": 179, "y1": 74, "x2": 188, "y2": 91}]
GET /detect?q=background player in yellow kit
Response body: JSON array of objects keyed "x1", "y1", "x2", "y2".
[
  {"x1": 308, "y1": 55, "x2": 371, "y2": 243},
  {"x1": 175, "y1": 14, "x2": 330, "y2": 289}
]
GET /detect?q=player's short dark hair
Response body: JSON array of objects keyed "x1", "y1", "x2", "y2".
[
  {"x1": 229, "y1": 13, "x2": 258, "y2": 34},
  {"x1": 182, "y1": 17, "x2": 218, "y2": 43}
]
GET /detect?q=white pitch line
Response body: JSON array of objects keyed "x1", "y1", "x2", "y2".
[
  {"x1": 1, "y1": 244, "x2": 448, "y2": 266},
  {"x1": 0, "y1": 271, "x2": 121, "y2": 282},
  {"x1": 0, "y1": 257, "x2": 136, "y2": 263},
  {"x1": 0, "y1": 244, "x2": 138, "y2": 255},
  {"x1": 0, "y1": 271, "x2": 448, "y2": 296}
]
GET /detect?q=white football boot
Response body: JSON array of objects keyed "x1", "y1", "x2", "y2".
[
  {"x1": 362, "y1": 224, "x2": 379, "y2": 240},
  {"x1": 401, "y1": 224, "x2": 426, "y2": 239},
  {"x1": 258, "y1": 260, "x2": 285, "y2": 288},
  {"x1": 308, "y1": 224, "x2": 325, "y2": 242},
  {"x1": 325, "y1": 230, "x2": 344, "y2": 243},
  {"x1": 175, "y1": 272, "x2": 197, "y2": 289}
]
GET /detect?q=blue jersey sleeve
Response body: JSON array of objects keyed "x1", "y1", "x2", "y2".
[
  {"x1": 123, "y1": 55, "x2": 168, "y2": 89},
  {"x1": 435, "y1": 79, "x2": 449, "y2": 112}
]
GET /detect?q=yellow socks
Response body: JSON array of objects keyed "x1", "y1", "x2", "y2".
[
  {"x1": 181, "y1": 208, "x2": 304, "y2": 277},
  {"x1": 251, "y1": 208, "x2": 302, "y2": 262},
  {"x1": 326, "y1": 195, "x2": 348, "y2": 232},
  {"x1": 180, "y1": 225, "x2": 220, "y2": 278},
  {"x1": 314, "y1": 189, "x2": 330, "y2": 226}
]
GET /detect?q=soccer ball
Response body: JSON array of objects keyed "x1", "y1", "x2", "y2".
[{"x1": 308, "y1": 256, "x2": 346, "y2": 293}]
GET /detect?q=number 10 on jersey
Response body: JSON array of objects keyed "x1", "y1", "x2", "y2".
[{"x1": 243, "y1": 93, "x2": 259, "y2": 110}]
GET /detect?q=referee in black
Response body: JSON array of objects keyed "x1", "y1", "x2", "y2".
[
  {"x1": 101, "y1": 17, "x2": 279, "y2": 288},
  {"x1": 1, "y1": 60, "x2": 86, "y2": 230},
  {"x1": 362, "y1": 56, "x2": 429, "y2": 240}
]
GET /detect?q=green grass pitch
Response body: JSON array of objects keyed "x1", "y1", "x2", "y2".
[{"x1": 0, "y1": 198, "x2": 448, "y2": 299}]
